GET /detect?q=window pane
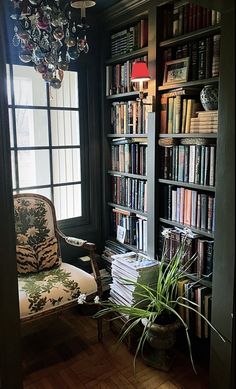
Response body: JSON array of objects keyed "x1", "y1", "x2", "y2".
[
  {"x1": 16, "y1": 109, "x2": 49, "y2": 147},
  {"x1": 18, "y1": 150, "x2": 50, "y2": 187},
  {"x1": 11, "y1": 151, "x2": 16, "y2": 189},
  {"x1": 49, "y1": 71, "x2": 79, "y2": 108},
  {"x1": 54, "y1": 184, "x2": 82, "y2": 220},
  {"x1": 13, "y1": 65, "x2": 47, "y2": 106},
  {"x1": 8, "y1": 108, "x2": 14, "y2": 147},
  {"x1": 52, "y1": 149, "x2": 81, "y2": 184},
  {"x1": 20, "y1": 187, "x2": 52, "y2": 200},
  {"x1": 6, "y1": 64, "x2": 12, "y2": 105},
  {"x1": 51, "y1": 110, "x2": 80, "y2": 146}
]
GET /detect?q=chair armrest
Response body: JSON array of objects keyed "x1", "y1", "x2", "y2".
[{"x1": 57, "y1": 229, "x2": 102, "y2": 297}]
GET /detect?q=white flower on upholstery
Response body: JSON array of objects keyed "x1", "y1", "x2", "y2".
[
  {"x1": 94, "y1": 296, "x2": 100, "y2": 304},
  {"x1": 17, "y1": 234, "x2": 28, "y2": 244},
  {"x1": 26, "y1": 226, "x2": 39, "y2": 237},
  {"x1": 161, "y1": 228, "x2": 172, "y2": 239},
  {"x1": 77, "y1": 294, "x2": 86, "y2": 304}
]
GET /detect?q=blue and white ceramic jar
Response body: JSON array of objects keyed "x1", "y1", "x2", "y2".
[{"x1": 200, "y1": 85, "x2": 218, "y2": 111}]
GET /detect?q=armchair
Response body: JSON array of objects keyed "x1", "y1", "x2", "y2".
[{"x1": 14, "y1": 193, "x2": 102, "y2": 339}]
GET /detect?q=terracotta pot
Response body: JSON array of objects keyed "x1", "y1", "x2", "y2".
[{"x1": 141, "y1": 318, "x2": 181, "y2": 371}]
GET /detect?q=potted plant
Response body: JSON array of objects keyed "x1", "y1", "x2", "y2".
[{"x1": 93, "y1": 228, "x2": 225, "y2": 372}]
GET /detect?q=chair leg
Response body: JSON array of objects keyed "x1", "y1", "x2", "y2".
[{"x1": 97, "y1": 317, "x2": 103, "y2": 342}]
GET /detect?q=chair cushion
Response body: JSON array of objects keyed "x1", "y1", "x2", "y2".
[
  {"x1": 35, "y1": 236, "x2": 61, "y2": 271},
  {"x1": 16, "y1": 244, "x2": 38, "y2": 274},
  {"x1": 18, "y1": 262, "x2": 97, "y2": 319}
]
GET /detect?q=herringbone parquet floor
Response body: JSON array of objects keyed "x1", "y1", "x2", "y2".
[{"x1": 22, "y1": 308, "x2": 209, "y2": 389}]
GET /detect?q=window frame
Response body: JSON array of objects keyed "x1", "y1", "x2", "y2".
[{"x1": 7, "y1": 62, "x2": 91, "y2": 228}]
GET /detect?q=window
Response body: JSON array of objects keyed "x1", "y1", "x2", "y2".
[{"x1": 7, "y1": 64, "x2": 87, "y2": 222}]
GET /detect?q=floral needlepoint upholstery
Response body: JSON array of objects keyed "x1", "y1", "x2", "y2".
[
  {"x1": 14, "y1": 194, "x2": 99, "y2": 322},
  {"x1": 18, "y1": 263, "x2": 97, "y2": 318}
]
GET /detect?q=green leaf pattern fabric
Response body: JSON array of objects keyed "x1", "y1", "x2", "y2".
[
  {"x1": 18, "y1": 262, "x2": 98, "y2": 318},
  {"x1": 14, "y1": 197, "x2": 55, "y2": 246}
]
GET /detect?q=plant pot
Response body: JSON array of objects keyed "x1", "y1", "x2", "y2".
[
  {"x1": 200, "y1": 84, "x2": 218, "y2": 111},
  {"x1": 141, "y1": 318, "x2": 181, "y2": 372}
]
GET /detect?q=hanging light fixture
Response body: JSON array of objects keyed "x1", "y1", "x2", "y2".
[{"x1": 9, "y1": 0, "x2": 96, "y2": 89}]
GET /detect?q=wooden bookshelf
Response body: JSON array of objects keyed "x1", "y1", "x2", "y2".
[
  {"x1": 159, "y1": 133, "x2": 217, "y2": 138},
  {"x1": 158, "y1": 179, "x2": 216, "y2": 192},
  {"x1": 159, "y1": 218, "x2": 214, "y2": 238},
  {"x1": 108, "y1": 171, "x2": 147, "y2": 180},
  {"x1": 108, "y1": 202, "x2": 147, "y2": 217},
  {"x1": 106, "y1": 47, "x2": 148, "y2": 65},
  {"x1": 158, "y1": 77, "x2": 219, "y2": 92},
  {"x1": 159, "y1": 25, "x2": 221, "y2": 48}
]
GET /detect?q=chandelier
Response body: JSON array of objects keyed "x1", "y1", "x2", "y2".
[{"x1": 9, "y1": 0, "x2": 96, "y2": 88}]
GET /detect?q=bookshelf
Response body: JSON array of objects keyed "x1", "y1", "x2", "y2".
[
  {"x1": 100, "y1": 1, "x2": 234, "y2": 388},
  {"x1": 156, "y1": 2, "x2": 220, "y2": 306},
  {"x1": 101, "y1": 12, "x2": 156, "y2": 259}
]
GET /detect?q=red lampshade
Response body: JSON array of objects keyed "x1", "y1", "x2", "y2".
[{"x1": 131, "y1": 61, "x2": 150, "y2": 82}]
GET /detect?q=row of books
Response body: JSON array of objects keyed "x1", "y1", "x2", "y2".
[
  {"x1": 178, "y1": 279, "x2": 212, "y2": 338},
  {"x1": 159, "y1": 226, "x2": 214, "y2": 279},
  {"x1": 106, "y1": 56, "x2": 148, "y2": 96},
  {"x1": 162, "y1": 185, "x2": 215, "y2": 232},
  {"x1": 160, "y1": 88, "x2": 200, "y2": 134},
  {"x1": 162, "y1": 34, "x2": 220, "y2": 81},
  {"x1": 190, "y1": 110, "x2": 218, "y2": 133},
  {"x1": 111, "y1": 208, "x2": 148, "y2": 252},
  {"x1": 111, "y1": 175, "x2": 147, "y2": 213},
  {"x1": 162, "y1": 96, "x2": 202, "y2": 134},
  {"x1": 102, "y1": 239, "x2": 129, "y2": 269},
  {"x1": 110, "y1": 19, "x2": 148, "y2": 58},
  {"x1": 160, "y1": 143, "x2": 216, "y2": 186},
  {"x1": 111, "y1": 98, "x2": 153, "y2": 134},
  {"x1": 111, "y1": 140, "x2": 147, "y2": 176},
  {"x1": 162, "y1": 2, "x2": 220, "y2": 40}
]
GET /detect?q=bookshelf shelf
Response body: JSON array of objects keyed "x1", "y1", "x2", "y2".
[
  {"x1": 106, "y1": 91, "x2": 147, "y2": 100},
  {"x1": 158, "y1": 179, "x2": 216, "y2": 192},
  {"x1": 159, "y1": 217, "x2": 214, "y2": 238},
  {"x1": 107, "y1": 133, "x2": 148, "y2": 138},
  {"x1": 109, "y1": 238, "x2": 147, "y2": 255},
  {"x1": 108, "y1": 171, "x2": 147, "y2": 180},
  {"x1": 159, "y1": 133, "x2": 217, "y2": 138},
  {"x1": 106, "y1": 47, "x2": 148, "y2": 65},
  {"x1": 159, "y1": 25, "x2": 221, "y2": 48},
  {"x1": 158, "y1": 77, "x2": 219, "y2": 92},
  {"x1": 108, "y1": 202, "x2": 147, "y2": 217},
  {"x1": 183, "y1": 272, "x2": 212, "y2": 288}
]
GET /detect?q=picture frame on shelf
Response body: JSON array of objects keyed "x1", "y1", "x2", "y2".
[{"x1": 163, "y1": 57, "x2": 190, "y2": 85}]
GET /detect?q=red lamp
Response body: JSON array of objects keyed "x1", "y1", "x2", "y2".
[{"x1": 131, "y1": 61, "x2": 150, "y2": 99}]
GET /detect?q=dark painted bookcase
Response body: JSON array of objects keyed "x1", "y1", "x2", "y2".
[
  {"x1": 101, "y1": 5, "x2": 158, "y2": 258},
  {"x1": 100, "y1": 1, "x2": 235, "y2": 388}
]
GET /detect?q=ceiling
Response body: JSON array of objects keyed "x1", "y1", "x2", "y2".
[{"x1": 91, "y1": 0, "x2": 122, "y2": 12}]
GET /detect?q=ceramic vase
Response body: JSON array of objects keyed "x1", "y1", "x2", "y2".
[{"x1": 200, "y1": 85, "x2": 218, "y2": 111}]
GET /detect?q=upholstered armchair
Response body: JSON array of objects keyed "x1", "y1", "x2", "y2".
[{"x1": 14, "y1": 193, "x2": 102, "y2": 338}]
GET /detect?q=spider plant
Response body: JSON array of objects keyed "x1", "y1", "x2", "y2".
[{"x1": 94, "y1": 228, "x2": 225, "y2": 373}]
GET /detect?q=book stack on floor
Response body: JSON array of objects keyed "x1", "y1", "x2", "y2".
[
  {"x1": 190, "y1": 110, "x2": 218, "y2": 133},
  {"x1": 101, "y1": 239, "x2": 129, "y2": 274},
  {"x1": 109, "y1": 252, "x2": 158, "y2": 319}
]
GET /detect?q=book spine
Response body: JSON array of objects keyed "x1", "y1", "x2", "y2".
[{"x1": 200, "y1": 194, "x2": 207, "y2": 230}]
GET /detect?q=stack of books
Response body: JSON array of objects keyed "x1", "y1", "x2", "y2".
[
  {"x1": 190, "y1": 110, "x2": 218, "y2": 133},
  {"x1": 109, "y1": 252, "x2": 158, "y2": 315}
]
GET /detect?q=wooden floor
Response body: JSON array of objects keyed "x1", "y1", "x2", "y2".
[{"x1": 22, "y1": 308, "x2": 209, "y2": 389}]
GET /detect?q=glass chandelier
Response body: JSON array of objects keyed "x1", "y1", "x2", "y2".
[{"x1": 9, "y1": 0, "x2": 96, "y2": 88}]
